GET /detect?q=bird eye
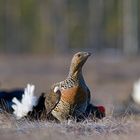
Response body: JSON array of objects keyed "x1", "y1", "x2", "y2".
[{"x1": 77, "y1": 54, "x2": 81, "y2": 57}]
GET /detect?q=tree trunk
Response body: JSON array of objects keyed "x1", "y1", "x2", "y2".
[
  {"x1": 88, "y1": 0, "x2": 104, "y2": 51},
  {"x1": 52, "y1": 0, "x2": 69, "y2": 53},
  {"x1": 123, "y1": 0, "x2": 138, "y2": 55}
]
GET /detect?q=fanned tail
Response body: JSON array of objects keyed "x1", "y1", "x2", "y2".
[
  {"x1": 12, "y1": 84, "x2": 38, "y2": 119},
  {"x1": 131, "y1": 78, "x2": 140, "y2": 105}
]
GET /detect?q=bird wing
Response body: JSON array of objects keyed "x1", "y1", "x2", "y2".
[{"x1": 44, "y1": 86, "x2": 61, "y2": 114}]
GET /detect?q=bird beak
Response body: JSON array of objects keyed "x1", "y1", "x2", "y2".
[{"x1": 84, "y1": 52, "x2": 91, "y2": 58}]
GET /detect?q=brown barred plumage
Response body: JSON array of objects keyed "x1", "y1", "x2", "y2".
[{"x1": 45, "y1": 52, "x2": 91, "y2": 122}]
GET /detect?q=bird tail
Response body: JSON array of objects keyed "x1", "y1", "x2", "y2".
[
  {"x1": 131, "y1": 78, "x2": 140, "y2": 104},
  {"x1": 12, "y1": 84, "x2": 38, "y2": 119}
]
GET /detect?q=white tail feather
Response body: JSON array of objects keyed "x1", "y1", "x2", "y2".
[
  {"x1": 12, "y1": 84, "x2": 38, "y2": 119},
  {"x1": 132, "y1": 78, "x2": 140, "y2": 105}
]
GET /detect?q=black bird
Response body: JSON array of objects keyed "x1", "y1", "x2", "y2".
[
  {"x1": 0, "y1": 84, "x2": 46, "y2": 120},
  {"x1": 0, "y1": 89, "x2": 24, "y2": 112}
]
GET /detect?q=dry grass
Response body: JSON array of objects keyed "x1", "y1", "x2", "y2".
[
  {"x1": 0, "y1": 111, "x2": 139, "y2": 140},
  {"x1": 0, "y1": 53, "x2": 140, "y2": 139}
]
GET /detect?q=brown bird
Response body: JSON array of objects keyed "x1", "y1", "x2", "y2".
[
  {"x1": 44, "y1": 52, "x2": 91, "y2": 122},
  {"x1": 0, "y1": 52, "x2": 105, "y2": 121}
]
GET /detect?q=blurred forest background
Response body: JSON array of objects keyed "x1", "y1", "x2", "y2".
[
  {"x1": 0, "y1": 0, "x2": 140, "y2": 55},
  {"x1": 0, "y1": 2, "x2": 140, "y2": 139}
]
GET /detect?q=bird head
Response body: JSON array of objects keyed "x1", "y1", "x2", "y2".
[
  {"x1": 69, "y1": 52, "x2": 91, "y2": 77},
  {"x1": 88, "y1": 104, "x2": 106, "y2": 119},
  {"x1": 97, "y1": 106, "x2": 106, "y2": 116}
]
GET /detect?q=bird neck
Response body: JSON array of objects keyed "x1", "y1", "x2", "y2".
[{"x1": 68, "y1": 66, "x2": 84, "y2": 82}]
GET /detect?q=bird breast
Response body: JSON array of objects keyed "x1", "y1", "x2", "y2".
[{"x1": 61, "y1": 86, "x2": 88, "y2": 105}]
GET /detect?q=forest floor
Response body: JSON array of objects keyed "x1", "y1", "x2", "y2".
[{"x1": 0, "y1": 53, "x2": 140, "y2": 140}]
